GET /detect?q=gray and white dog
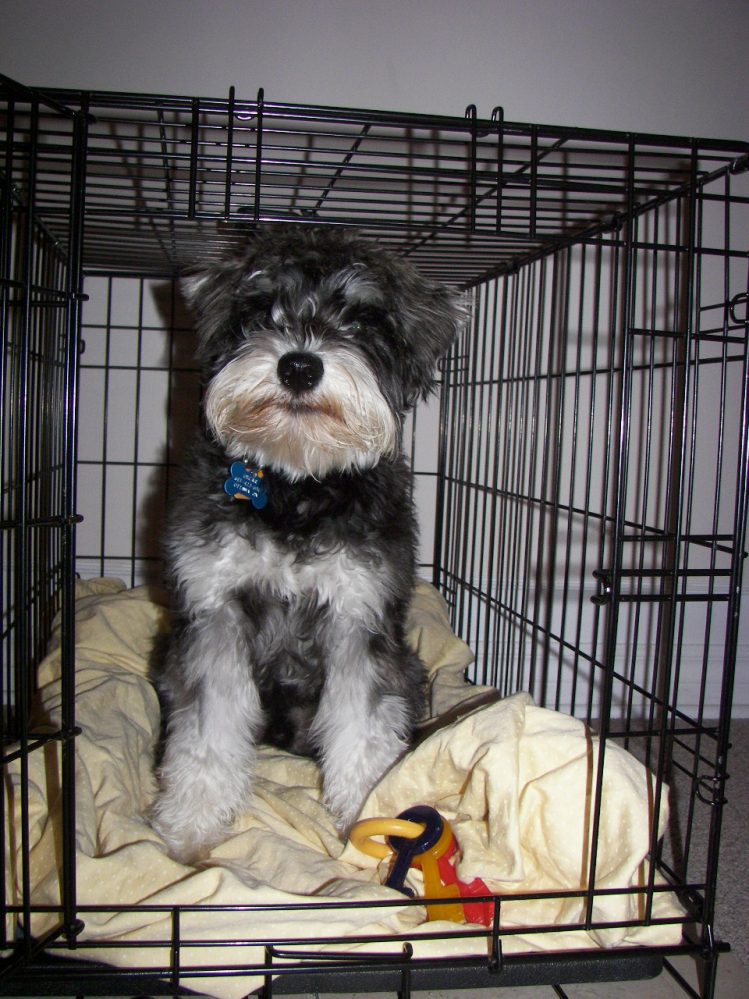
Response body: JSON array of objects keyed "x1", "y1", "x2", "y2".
[{"x1": 151, "y1": 226, "x2": 463, "y2": 862}]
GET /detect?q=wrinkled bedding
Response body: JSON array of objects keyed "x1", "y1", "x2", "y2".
[{"x1": 3, "y1": 578, "x2": 683, "y2": 997}]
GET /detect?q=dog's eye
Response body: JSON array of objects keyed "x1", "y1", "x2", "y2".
[{"x1": 345, "y1": 321, "x2": 363, "y2": 335}]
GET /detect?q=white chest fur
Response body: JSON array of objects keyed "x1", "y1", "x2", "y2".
[{"x1": 172, "y1": 524, "x2": 387, "y2": 625}]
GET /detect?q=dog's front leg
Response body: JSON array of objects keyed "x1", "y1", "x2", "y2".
[
  {"x1": 313, "y1": 632, "x2": 413, "y2": 832},
  {"x1": 152, "y1": 604, "x2": 263, "y2": 863}
]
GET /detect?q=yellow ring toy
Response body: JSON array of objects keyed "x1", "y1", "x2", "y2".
[{"x1": 348, "y1": 818, "x2": 426, "y2": 860}]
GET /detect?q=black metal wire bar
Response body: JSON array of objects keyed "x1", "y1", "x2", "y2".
[
  {"x1": 14, "y1": 94, "x2": 40, "y2": 958},
  {"x1": 437, "y1": 471, "x2": 741, "y2": 587},
  {"x1": 460, "y1": 273, "x2": 486, "y2": 665},
  {"x1": 650, "y1": 193, "x2": 688, "y2": 734},
  {"x1": 0, "y1": 86, "x2": 15, "y2": 951},
  {"x1": 642, "y1": 191, "x2": 678, "y2": 871},
  {"x1": 186, "y1": 98, "x2": 199, "y2": 221},
  {"x1": 548, "y1": 246, "x2": 572, "y2": 711},
  {"x1": 698, "y1": 174, "x2": 749, "y2": 987},
  {"x1": 0, "y1": 74, "x2": 84, "y2": 120},
  {"x1": 4, "y1": 80, "x2": 741, "y2": 292},
  {"x1": 436, "y1": 322, "x2": 458, "y2": 607},
  {"x1": 36, "y1": 86, "x2": 749, "y2": 166},
  {"x1": 504, "y1": 263, "x2": 531, "y2": 693},
  {"x1": 465, "y1": 104, "x2": 478, "y2": 231},
  {"x1": 0, "y1": 918, "x2": 75, "y2": 986},
  {"x1": 0, "y1": 946, "x2": 686, "y2": 994},
  {"x1": 475, "y1": 152, "x2": 749, "y2": 291},
  {"x1": 469, "y1": 280, "x2": 493, "y2": 680},
  {"x1": 450, "y1": 569, "x2": 607, "y2": 676},
  {"x1": 466, "y1": 279, "x2": 492, "y2": 680},
  {"x1": 480, "y1": 303, "x2": 503, "y2": 664},
  {"x1": 683, "y1": 176, "x2": 740, "y2": 879},
  {"x1": 431, "y1": 301, "x2": 455, "y2": 591},
  {"x1": 1, "y1": 729, "x2": 80, "y2": 766},
  {"x1": 489, "y1": 896, "x2": 502, "y2": 971},
  {"x1": 669, "y1": 187, "x2": 710, "y2": 893},
  {"x1": 446, "y1": 315, "x2": 473, "y2": 639},
  {"x1": 517, "y1": 262, "x2": 543, "y2": 695},
  {"x1": 253, "y1": 88, "x2": 265, "y2": 223},
  {"x1": 644, "y1": 149, "x2": 700, "y2": 941},
  {"x1": 492, "y1": 105, "x2": 504, "y2": 229},
  {"x1": 96, "y1": 277, "x2": 113, "y2": 577},
  {"x1": 156, "y1": 111, "x2": 177, "y2": 206},
  {"x1": 155, "y1": 109, "x2": 180, "y2": 269},
  {"x1": 622, "y1": 199, "x2": 661, "y2": 740},
  {"x1": 508, "y1": 263, "x2": 532, "y2": 692},
  {"x1": 502, "y1": 265, "x2": 528, "y2": 691},
  {"x1": 448, "y1": 339, "x2": 744, "y2": 396},
  {"x1": 490, "y1": 271, "x2": 517, "y2": 688},
  {"x1": 127, "y1": 279, "x2": 145, "y2": 588},
  {"x1": 401, "y1": 941, "x2": 413, "y2": 999},
  {"x1": 584, "y1": 137, "x2": 640, "y2": 928},
  {"x1": 662, "y1": 956, "x2": 709, "y2": 999},
  {"x1": 572, "y1": 238, "x2": 605, "y2": 723},
  {"x1": 310, "y1": 121, "x2": 372, "y2": 217},
  {"x1": 529, "y1": 125, "x2": 539, "y2": 239},
  {"x1": 441, "y1": 318, "x2": 468, "y2": 608},
  {"x1": 527, "y1": 253, "x2": 558, "y2": 699},
  {"x1": 223, "y1": 86, "x2": 236, "y2": 219},
  {"x1": 0, "y1": 872, "x2": 692, "y2": 918},
  {"x1": 468, "y1": 279, "x2": 496, "y2": 680},
  {"x1": 519, "y1": 259, "x2": 549, "y2": 692},
  {"x1": 58, "y1": 93, "x2": 89, "y2": 948},
  {"x1": 170, "y1": 906, "x2": 181, "y2": 995},
  {"x1": 556, "y1": 242, "x2": 585, "y2": 712},
  {"x1": 453, "y1": 301, "x2": 476, "y2": 649},
  {"x1": 502, "y1": 265, "x2": 529, "y2": 690},
  {"x1": 504, "y1": 264, "x2": 535, "y2": 695}
]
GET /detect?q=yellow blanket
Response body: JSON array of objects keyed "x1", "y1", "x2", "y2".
[{"x1": 3, "y1": 578, "x2": 683, "y2": 997}]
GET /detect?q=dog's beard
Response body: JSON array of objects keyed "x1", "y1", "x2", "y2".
[{"x1": 205, "y1": 334, "x2": 400, "y2": 480}]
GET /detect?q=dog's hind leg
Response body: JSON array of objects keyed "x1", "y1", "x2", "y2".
[{"x1": 151, "y1": 603, "x2": 263, "y2": 863}]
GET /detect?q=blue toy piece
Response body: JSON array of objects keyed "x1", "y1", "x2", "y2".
[
  {"x1": 224, "y1": 462, "x2": 268, "y2": 509},
  {"x1": 384, "y1": 805, "x2": 445, "y2": 897}
]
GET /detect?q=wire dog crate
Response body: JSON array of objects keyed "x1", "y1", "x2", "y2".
[{"x1": 1, "y1": 75, "x2": 748, "y2": 997}]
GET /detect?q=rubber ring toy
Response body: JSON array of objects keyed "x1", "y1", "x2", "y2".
[{"x1": 349, "y1": 805, "x2": 493, "y2": 925}]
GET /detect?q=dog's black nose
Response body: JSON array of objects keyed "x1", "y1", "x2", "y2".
[{"x1": 277, "y1": 352, "x2": 324, "y2": 394}]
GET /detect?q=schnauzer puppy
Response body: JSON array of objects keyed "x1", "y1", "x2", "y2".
[{"x1": 152, "y1": 226, "x2": 463, "y2": 862}]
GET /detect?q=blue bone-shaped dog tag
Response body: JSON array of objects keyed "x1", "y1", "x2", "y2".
[{"x1": 224, "y1": 462, "x2": 268, "y2": 509}]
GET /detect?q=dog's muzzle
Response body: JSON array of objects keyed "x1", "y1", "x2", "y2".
[
  {"x1": 277, "y1": 352, "x2": 324, "y2": 394},
  {"x1": 205, "y1": 335, "x2": 400, "y2": 477}
]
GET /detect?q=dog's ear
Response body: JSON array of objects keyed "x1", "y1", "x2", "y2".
[
  {"x1": 180, "y1": 257, "x2": 247, "y2": 364},
  {"x1": 392, "y1": 270, "x2": 468, "y2": 405}
]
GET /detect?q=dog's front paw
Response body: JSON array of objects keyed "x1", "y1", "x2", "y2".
[
  {"x1": 324, "y1": 772, "x2": 380, "y2": 836},
  {"x1": 151, "y1": 732, "x2": 256, "y2": 864},
  {"x1": 320, "y1": 696, "x2": 412, "y2": 835},
  {"x1": 325, "y1": 791, "x2": 365, "y2": 838},
  {"x1": 150, "y1": 816, "x2": 213, "y2": 866},
  {"x1": 150, "y1": 769, "x2": 247, "y2": 864},
  {"x1": 150, "y1": 796, "x2": 228, "y2": 865}
]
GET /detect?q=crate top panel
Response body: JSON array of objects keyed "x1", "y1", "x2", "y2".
[{"x1": 2, "y1": 80, "x2": 748, "y2": 287}]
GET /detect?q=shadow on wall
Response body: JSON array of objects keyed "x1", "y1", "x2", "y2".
[{"x1": 134, "y1": 280, "x2": 201, "y2": 586}]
